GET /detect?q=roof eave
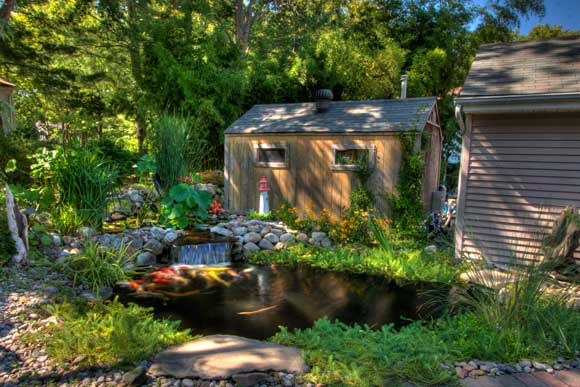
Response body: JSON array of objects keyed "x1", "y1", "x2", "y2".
[{"x1": 455, "y1": 93, "x2": 580, "y2": 114}]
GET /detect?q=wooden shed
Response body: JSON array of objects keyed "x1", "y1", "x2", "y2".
[
  {"x1": 224, "y1": 96, "x2": 442, "y2": 217},
  {"x1": 455, "y1": 36, "x2": 580, "y2": 264},
  {"x1": 0, "y1": 77, "x2": 15, "y2": 134}
]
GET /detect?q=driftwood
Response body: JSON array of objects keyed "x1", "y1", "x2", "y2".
[
  {"x1": 4, "y1": 184, "x2": 28, "y2": 264},
  {"x1": 542, "y1": 207, "x2": 580, "y2": 264}
]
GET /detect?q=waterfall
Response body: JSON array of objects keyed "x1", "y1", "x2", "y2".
[{"x1": 172, "y1": 242, "x2": 231, "y2": 266}]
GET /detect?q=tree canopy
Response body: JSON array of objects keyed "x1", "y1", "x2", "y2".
[{"x1": 0, "y1": 0, "x2": 550, "y2": 172}]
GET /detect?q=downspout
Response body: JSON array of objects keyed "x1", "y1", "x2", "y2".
[{"x1": 455, "y1": 104, "x2": 466, "y2": 134}]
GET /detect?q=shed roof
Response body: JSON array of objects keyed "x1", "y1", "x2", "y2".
[
  {"x1": 461, "y1": 36, "x2": 580, "y2": 97},
  {"x1": 225, "y1": 97, "x2": 436, "y2": 135}
]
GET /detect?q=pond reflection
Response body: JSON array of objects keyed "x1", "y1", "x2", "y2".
[{"x1": 118, "y1": 264, "x2": 446, "y2": 340}]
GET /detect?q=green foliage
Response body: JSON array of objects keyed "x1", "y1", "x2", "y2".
[
  {"x1": 27, "y1": 299, "x2": 193, "y2": 367},
  {"x1": 63, "y1": 241, "x2": 137, "y2": 295},
  {"x1": 349, "y1": 186, "x2": 374, "y2": 214},
  {"x1": 88, "y1": 137, "x2": 138, "y2": 179},
  {"x1": 52, "y1": 147, "x2": 119, "y2": 230},
  {"x1": 520, "y1": 24, "x2": 580, "y2": 41},
  {"x1": 135, "y1": 154, "x2": 156, "y2": 178},
  {"x1": 391, "y1": 133, "x2": 426, "y2": 239},
  {"x1": 250, "y1": 244, "x2": 460, "y2": 286},
  {"x1": 152, "y1": 114, "x2": 192, "y2": 191},
  {"x1": 51, "y1": 205, "x2": 86, "y2": 235},
  {"x1": 160, "y1": 183, "x2": 212, "y2": 228},
  {"x1": 272, "y1": 260, "x2": 580, "y2": 386},
  {"x1": 246, "y1": 210, "x2": 275, "y2": 221}
]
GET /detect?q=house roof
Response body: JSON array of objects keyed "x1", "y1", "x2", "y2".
[
  {"x1": 461, "y1": 36, "x2": 580, "y2": 97},
  {"x1": 0, "y1": 77, "x2": 15, "y2": 87},
  {"x1": 225, "y1": 97, "x2": 436, "y2": 135}
]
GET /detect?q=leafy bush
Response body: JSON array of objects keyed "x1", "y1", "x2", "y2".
[
  {"x1": 88, "y1": 137, "x2": 138, "y2": 179},
  {"x1": 349, "y1": 185, "x2": 374, "y2": 213},
  {"x1": 51, "y1": 204, "x2": 85, "y2": 235},
  {"x1": 27, "y1": 299, "x2": 193, "y2": 367},
  {"x1": 160, "y1": 183, "x2": 213, "y2": 228},
  {"x1": 64, "y1": 241, "x2": 137, "y2": 295}
]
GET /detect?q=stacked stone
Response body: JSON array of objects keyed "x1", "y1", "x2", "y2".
[{"x1": 209, "y1": 219, "x2": 333, "y2": 257}]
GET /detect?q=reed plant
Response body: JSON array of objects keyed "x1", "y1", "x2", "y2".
[
  {"x1": 52, "y1": 147, "x2": 119, "y2": 230},
  {"x1": 151, "y1": 113, "x2": 212, "y2": 191}
]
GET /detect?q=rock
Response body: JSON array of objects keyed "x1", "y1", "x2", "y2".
[
  {"x1": 469, "y1": 369, "x2": 485, "y2": 377},
  {"x1": 275, "y1": 242, "x2": 286, "y2": 251},
  {"x1": 122, "y1": 366, "x2": 147, "y2": 386},
  {"x1": 232, "y1": 372, "x2": 272, "y2": 387},
  {"x1": 270, "y1": 228, "x2": 284, "y2": 237},
  {"x1": 233, "y1": 227, "x2": 248, "y2": 236},
  {"x1": 519, "y1": 359, "x2": 532, "y2": 368},
  {"x1": 63, "y1": 235, "x2": 74, "y2": 245},
  {"x1": 211, "y1": 226, "x2": 234, "y2": 238},
  {"x1": 163, "y1": 231, "x2": 179, "y2": 244},
  {"x1": 129, "y1": 238, "x2": 144, "y2": 249},
  {"x1": 260, "y1": 227, "x2": 272, "y2": 236},
  {"x1": 79, "y1": 227, "x2": 94, "y2": 238},
  {"x1": 259, "y1": 239, "x2": 275, "y2": 250},
  {"x1": 279, "y1": 233, "x2": 295, "y2": 244},
  {"x1": 50, "y1": 234, "x2": 63, "y2": 246},
  {"x1": 144, "y1": 239, "x2": 164, "y2": 256},
  {"x1": 296, "y1": 233, "x2": 308, "y2": 243},
  {"x1": 149, "y1": 335, "x2": 310, "y2": 379},
  {"x1": 263, "y1": 233, "x2": 279, "y2": 244},
  {"x1": 320, "y1": 238, "x2": 332, "y2": 248},
  {"x1": 244, "y1": 232, "x2": 262, "y2": 244},
  {"x1": 110, "y1": 212, "x2": 126, "y2": 221},
  {"x1": 136, "y1": 252, "x2": 157, "y2": 266},
  {"x1": 533, "y1": 362, "x2": 551, "y2": 371},
  {"x1": 311, "y1": 232, "x2": 326, "y2": 242},
  {"x1": 182, "y1": 379, "x2": 195, "y2": 387},
  {"x1": 308, "y1": 238, "x2": 320, "y2": 246},
  {"x1": 243, "y1": 243, "x2": 260, "y2": 256},
  {"x1": 463, "y1": 364, "x2": 477, "y2": 372},
  {"x1": 424, "y1": 245, "x2": 437, "y2": 253},
  {"x1": 151, "y1": 227, "x2": 166, "y2": 241}
]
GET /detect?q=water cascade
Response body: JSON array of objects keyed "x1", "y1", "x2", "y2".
[{"x1": 171, "y1": 242, "x2": 231, "y2": 266}]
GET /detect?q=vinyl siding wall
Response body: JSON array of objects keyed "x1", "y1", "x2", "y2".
[{"x1": 457, "y1": 112, "x2": 580, "y2": 265}]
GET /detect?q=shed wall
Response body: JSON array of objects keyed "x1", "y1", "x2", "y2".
[
  {"x1": 224, "y1": 133, "x2": 404, "y2": 217},
  {"x1": 456, "y1": 112, "x2": 580, "y2": 265}
]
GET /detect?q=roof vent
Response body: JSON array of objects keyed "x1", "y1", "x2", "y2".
[{"x1": 314, "y1": 89, "x2": 333, "y2": 113}]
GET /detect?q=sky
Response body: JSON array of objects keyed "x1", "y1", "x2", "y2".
[{"x1": 473, "y1": 0, "x2": 580, "y2": 34}]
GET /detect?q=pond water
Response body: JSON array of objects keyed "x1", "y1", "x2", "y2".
[{"x1": 117, "y1": 264, "x2": 447, "y2": 340}]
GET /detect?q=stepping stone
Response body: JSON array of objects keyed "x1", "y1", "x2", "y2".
[{"x1": 148, "y1": 335, "x2": 310, "y2": 379}]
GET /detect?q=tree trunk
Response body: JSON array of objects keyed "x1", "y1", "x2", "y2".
[
  {"x1": 0, "y1": 0, "x2": 16, "y2": 32},
  {"x1": 5, "y1": 185, "x2": 28, "y2": 265}
]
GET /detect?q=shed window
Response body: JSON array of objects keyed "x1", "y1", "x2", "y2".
[
  {"x1": 332, "y1": 144, "x2": 376, "y2": 171},
  {"x1": 254, "y1": 143, "x2": 288, "y2": 168}
]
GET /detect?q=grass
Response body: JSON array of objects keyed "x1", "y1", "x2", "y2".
[
  {"x1": 63, "y1": 240, "x2": 138, "y2": 295},
  {"x1": 250, "y1": 244, "x2": 462, "y2": 285},
  {"x1": 271, "y1": 258, "x2": 580, "y2": 387},
  {"x1": 25, "y1": 299, "x2": 194, "y2": 367}
]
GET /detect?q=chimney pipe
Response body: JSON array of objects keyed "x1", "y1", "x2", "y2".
[{"x1": 400, "y1": 75, "x2": 408, "y2": 99}]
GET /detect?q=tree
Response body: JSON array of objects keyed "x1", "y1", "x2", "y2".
[{"x1": 521, "y1": 24, "x2": 580, "y2": 41}]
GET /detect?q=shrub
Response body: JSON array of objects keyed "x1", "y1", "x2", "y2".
[
  {"x1": 160, "y1": 183, "x2": 213, "y2": 228},
  {"x1": 27, "y1": 299, "x2": 193, "y2": 367},
  {"x1": 64, "y1": 241, "x2": 137, "y2": 295},
  {"x1": 88, "y1": 137, "x2": 138, "y2": 179},
  {"x1": 349, "y1": 185, "x2": 374, "y2": 213}
]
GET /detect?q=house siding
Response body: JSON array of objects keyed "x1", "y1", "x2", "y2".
[{"x1": 458, "y1": 112, "x2": 580, "y2": 265}]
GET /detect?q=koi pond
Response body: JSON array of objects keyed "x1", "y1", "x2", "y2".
[{"x1": 117, "y1": 263, "x2": 447, "y2": 340}]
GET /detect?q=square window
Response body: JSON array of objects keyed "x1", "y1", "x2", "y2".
[
  {"x1": 253, "y1": 143, "x2": 288, "y2": 168},
  {"x1": 332, "y1": 144, "x2": 375, "y2": 171}
]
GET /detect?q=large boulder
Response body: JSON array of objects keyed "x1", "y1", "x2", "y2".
[
  {"x1": 243, "y1": 232, "x2": 261, "y2": 244},
  {"x1": 258, "y1": 238, "x2": 275, "y2": 250},
  {"x1": 144, "y1": 239, "x2": 164, "y2": 256},
  {"x1": 149, "y1": 335, "x2": 309, "y2": 379},
  {"x1": 263, "y1": 232, "x2": 279, "y2": 244}
]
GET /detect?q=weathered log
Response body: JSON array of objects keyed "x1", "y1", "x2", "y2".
[
  {"x1": 4, "y1": 185, "x2": 28, "y2": 264},
  {"x1": 542, "y1": 206, "x2": 580, "y2": 264}
]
